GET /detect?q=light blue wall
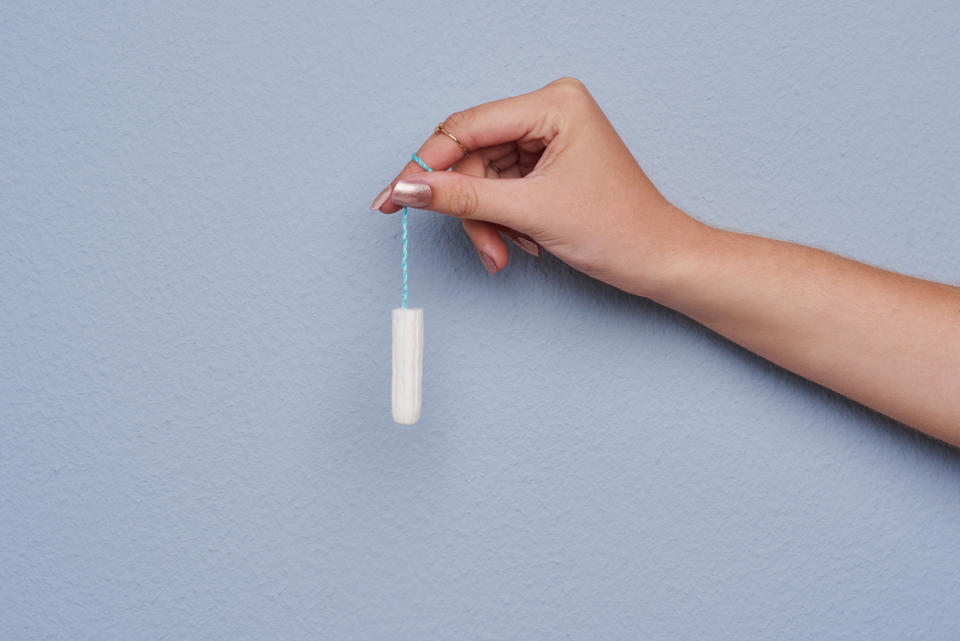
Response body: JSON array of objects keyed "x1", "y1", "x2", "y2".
[{"x1": 2, "y1": 1, "x2": 959, "y2": 639}]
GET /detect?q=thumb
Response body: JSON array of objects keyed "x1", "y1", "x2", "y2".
[{"x1": 390, "y1": 171, "x2": 525, "y2": 226}]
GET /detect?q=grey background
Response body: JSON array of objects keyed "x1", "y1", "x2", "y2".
[{"x1": 2, "y1": 1, "x2": 959, "y2": 639}]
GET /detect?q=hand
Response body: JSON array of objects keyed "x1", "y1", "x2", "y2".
[
  {"x1": 370, "y1": 77, "x2": 960, "y2": 444},
  {"x1": 370, "y1": 77, "x2": 709, "y2": 298}
]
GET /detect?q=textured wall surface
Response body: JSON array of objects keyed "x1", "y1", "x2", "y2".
[{"x1": 2, "y1": 1, "x2": 959, "y2": 639}]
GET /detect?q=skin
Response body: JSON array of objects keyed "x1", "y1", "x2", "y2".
[{"x1": 371, "y1": 77, "x2": 960, "y2": 447}]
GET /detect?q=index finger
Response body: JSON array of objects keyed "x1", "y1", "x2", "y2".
[{"x1": 375, "y1": 78, "x2": 569, "y2": 214}]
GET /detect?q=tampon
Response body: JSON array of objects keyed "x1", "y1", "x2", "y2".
[{"x1": 392, "y1": 308, "x2": 423, "y2": 424}]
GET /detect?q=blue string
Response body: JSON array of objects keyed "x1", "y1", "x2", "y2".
[
  {"x1": 402, "y1": 152, "x2": 432, "y2": 308},
  {"x1": 411, "y1": 152, "x2": 432, "y2": 172}
]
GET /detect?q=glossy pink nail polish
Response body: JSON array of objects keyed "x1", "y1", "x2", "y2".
[
  {"x1": 369, "y1": 185, "x2": 391, "y2": 211},
  {"x1": 392, "y1": 180, "x2": 432, "y2": 208},
  {"x1": 479, "y1": 251, "x2": 497, "y2": 276},
  {"x1": 513, "y1": 236, "x2": 540, "y2": 257}
]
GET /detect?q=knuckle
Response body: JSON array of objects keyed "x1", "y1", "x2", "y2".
[
  {"x1": 550, "y1": 76, "x2": 588, "y2": 95},
  {"x1": 444, "y1": 109, "x2": 472, "y2": 132},
  {"x1": 449, "y1": 180, "x2": 479, "y2": 218},
  {"x1": 442, "y1": 109, "x2": 476, "y2": 150},
  {"x1": 545, "y1": 77, "x2": 592, "y2": 114}
]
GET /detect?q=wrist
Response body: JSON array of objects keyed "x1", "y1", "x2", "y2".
[{"x1": 636, "y1": 207, "x2": 724, "y2": 305}]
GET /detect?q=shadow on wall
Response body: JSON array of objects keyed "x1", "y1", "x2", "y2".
[{"x1": 430, "y1": 214, "x2": 959, "y2": 462}]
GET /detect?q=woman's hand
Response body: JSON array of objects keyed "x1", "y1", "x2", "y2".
[
  {"x1": 369, "y1": 77, "x2": 707, "y2": 299},
  {"x1": 371, "y1": 77, "x2": 960, "y2": 445}
]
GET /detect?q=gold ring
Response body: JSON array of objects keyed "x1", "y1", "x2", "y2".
[
  {"x1": 434, "y1": 122, "x2": 470, "y2": 157},
  {"x1": 488, "y1": 160, "x2": 501, "y2": 175}
]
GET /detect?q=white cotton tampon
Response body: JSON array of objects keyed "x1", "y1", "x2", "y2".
[{"x1": 392, "y1": 308, "x2": 424, "y2": 424}]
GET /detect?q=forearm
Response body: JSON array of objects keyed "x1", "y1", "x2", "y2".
[{"x1": 649, "y1": 219, "x2": 960, "y2": 445}]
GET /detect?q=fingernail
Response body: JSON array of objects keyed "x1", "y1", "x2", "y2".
[
  {"x1": 479, "y1": 251, "x2": 497, "y2": 276},
  {"x1": 392, "y1": 180, "x2": 431, "y2": 208},
  {"x1": 369, "y1": 184, "x2": 391, "y2": 211},
  {"x1": 513, "y1": 236, "x2": 540, "y2": 257}
]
